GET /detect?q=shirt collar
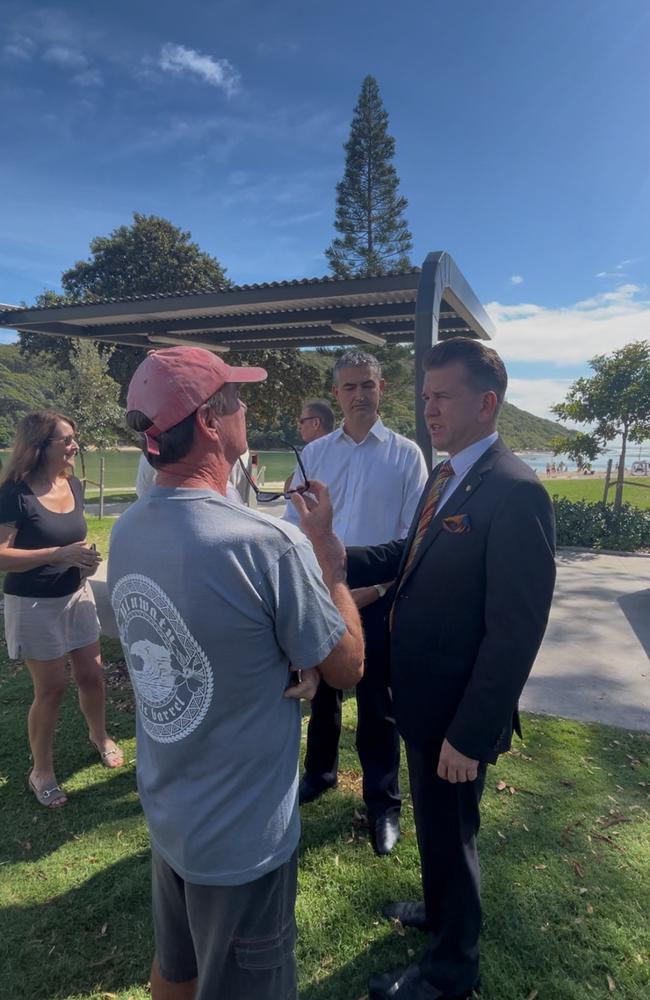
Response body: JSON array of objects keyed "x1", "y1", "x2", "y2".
[
  {"x1": 448, "y1": 431, "x2": 499, "y2": 477},
  {"x1": 337, "y1": 416, "x2": 388, "y2": 444}
]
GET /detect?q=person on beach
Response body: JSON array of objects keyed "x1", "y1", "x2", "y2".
[
  {"x1": 0, "y1": 411, "x2": 123, "y2": 809},
  {"x1": 108, "y1": 347, "x2": 363, "y2": 1000}
]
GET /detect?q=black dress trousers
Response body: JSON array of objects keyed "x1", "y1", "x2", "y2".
[
  {"x1": 405, "y1": 741, "x2": 487, "y2": 996},
  {"x1": 303, "y1": 596, "x2": 401, "y2": 819}
]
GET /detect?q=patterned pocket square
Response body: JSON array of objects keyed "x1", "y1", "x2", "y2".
[{"x1": 442, "y1": 514, "x2": 471, "y2": 533}]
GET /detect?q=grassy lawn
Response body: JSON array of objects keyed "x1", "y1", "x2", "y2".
[
  {"x1": 0, "y1": 517, "x2": 648, "y2": 999},
  {"x1": 0, "y1": 625, "x2": 648, "y2": 1000},
  {"x1": 542, "y1": 477, "x2": 650, "y2": 510}
]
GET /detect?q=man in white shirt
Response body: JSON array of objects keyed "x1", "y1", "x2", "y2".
[{"x1": 284, "y1": 349, "x2": 427, "y2": 854}]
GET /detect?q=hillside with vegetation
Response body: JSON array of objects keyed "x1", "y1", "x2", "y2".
[
  {"x1": 0, "y1": 344, "x2": 58, "y2": 446},
  {"x1": 498, "y1": 400, "x2": 573, "y2": 452},
  {"x1": 248, "y1": 346, "x2": 574, "y2": 451},
  {"x1": 0, "y1": 340, "x2": 573, "y2": 453}
]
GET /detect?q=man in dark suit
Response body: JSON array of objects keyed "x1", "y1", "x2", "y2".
[{"x1": 347, "y1": 338, "x2": 556, "y2": 1000}]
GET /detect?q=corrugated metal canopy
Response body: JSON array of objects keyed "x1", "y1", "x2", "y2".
[
  {"x1": 0, "y1": 251, "x2": 494, "y2": 466},
  {"x1": 0, "y1": 252, "x2": 493, "y2": 354}
]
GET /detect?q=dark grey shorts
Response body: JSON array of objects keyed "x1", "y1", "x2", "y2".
[{"x1": 151, "y1": 847, "x2": 298, "y2": 1000}]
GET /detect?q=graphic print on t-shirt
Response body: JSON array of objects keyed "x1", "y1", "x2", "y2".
[{"x1": 111, "y1": 574, "x2": 213, "y2": 743}]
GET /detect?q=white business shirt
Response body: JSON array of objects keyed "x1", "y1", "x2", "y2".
[
  {"x1": 435, "y1": 432, "x2": 499, "y2": 515},
  {"x1": 135, "y1": 453, "x2": 156, "y2": 498},
  {"x1": 284, "y1": 418, "x2": 428, "y2": 546}
]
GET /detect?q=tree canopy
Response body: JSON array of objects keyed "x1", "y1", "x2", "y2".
[
  {"x1": 0, "y1": 344, "x2": 58, "y2": 447},
  {"x1": 325, "y1": 76, "x2": 413, "y2": 277},
  {"x1": 56, "y1": 341, "x2": 124, "y2": 483},
  {"x1": 17, "y1": 213, "x2": 324, "y2": 423},
  {"x1": 552, "y1": 341, "x2": 650, "y2": 508},
  {"x1": 19, "y1": 213, "x2": 230, "y2": 397}
]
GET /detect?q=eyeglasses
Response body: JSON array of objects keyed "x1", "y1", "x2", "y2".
[
  {"x1": 238, "y1": 442, "x2": 310, "y2": 503},
  {"x1": 297, "y1": 416, "x2": 317, "y2": 424},
  {"x1": 48, "y1": 434, "x2": 77, "y2": 447}
]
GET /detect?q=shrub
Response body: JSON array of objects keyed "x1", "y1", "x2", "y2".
[{"x1": 552, "y1": 497, "x2": 650, "y2": 551}]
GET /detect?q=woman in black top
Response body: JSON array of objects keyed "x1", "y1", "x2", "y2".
[{"x1": 0, "y1": 411, "x2": 123, "y2": 808}]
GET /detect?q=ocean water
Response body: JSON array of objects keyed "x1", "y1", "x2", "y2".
[{"x1": 516, "y1": 447, "x2": 650, "y2": 474}]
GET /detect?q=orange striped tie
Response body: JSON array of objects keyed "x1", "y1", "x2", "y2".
[{"x1": 402, "y1": 460, "x2": 454, "y2": 577}]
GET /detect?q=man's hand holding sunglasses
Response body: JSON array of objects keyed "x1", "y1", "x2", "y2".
[{"x1": 290, "y1": 480, "x2": 346, "y2": 588}]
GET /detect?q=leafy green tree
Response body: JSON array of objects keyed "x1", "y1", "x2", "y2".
[
  {"x1": 241, "y1": 349, "x2": 323, "y2": 440},
  {"x1": 56, "y1": 340, "x2": 124, "y2": 484},
  {"x1": 552, "y1": 341, "x2": 650, "y2": 509},
  {"x1": 325, "y1": 76, "x2": 413, "y2": 277},
  {"x1": 19, "y1": 213, "x2": 230, "y2": 397},
  {"x1": 0, "y1": 344, "x2": 59, "y2": 446},
  {"x1": 549, "y1": 431, "x2": 600, "y2": 473},
  {"x1": 18, "y1": 214, "x2": 321, "y2": 426}
]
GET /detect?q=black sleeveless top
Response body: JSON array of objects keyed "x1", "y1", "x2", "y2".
[{"x1": 0, "y1": 477, "x2": 87, "y2": 598}]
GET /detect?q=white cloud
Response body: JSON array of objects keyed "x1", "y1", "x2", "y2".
[
  {"x1": 510, "y1": 274, "x2": 524, "y2": 285},
  {"x1": 2, "y1": 36, "x2": 35, "y2": 60},
  {"x1": 506, "y1": 378, "x2": 575, "y2": 421},
  {"x1": 487, "y1": 283, "x2": 650, "y2": 365},
  {"x1": 72, "y1": 68, "x2": 103, "y2": 87},
  {"x1": 158, "y1": 43, "x2": 240, "y2": 96},
  {"x1": 43, "y1": 45, "x2": 88, "y2": 70},
  {"x1": 596, "y1": 257, "x2": 643, "y2": 278}
]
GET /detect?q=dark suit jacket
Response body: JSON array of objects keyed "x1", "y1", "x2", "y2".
[{"x1": 347, "y1": 437, "x2": 556, "y2": 764}]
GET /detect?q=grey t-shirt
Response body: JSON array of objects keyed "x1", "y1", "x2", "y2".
[{"x1": 108, "y1": 486, "x2": 345, "y2": 886}]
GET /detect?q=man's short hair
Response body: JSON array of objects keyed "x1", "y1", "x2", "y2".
[
  {"x1": 127, "y1": 389, "x2": 228, "y2": 468},
  {"x1": 333, "y1": 349, "x2": 382, "y2": 383},
  {"x1": 303, "y1": 399, "x2": 335, "y2": 434},
  {"x1": 422, "y1": 338, "x2": 507, "y2": 408}
]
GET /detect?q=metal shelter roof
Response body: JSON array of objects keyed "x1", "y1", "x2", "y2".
[{"x1": 0, "y1": 251, "x2": 494, "y2": 465}]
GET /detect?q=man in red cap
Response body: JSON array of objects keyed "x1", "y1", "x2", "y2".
[{"x1": 108, "y1": 347, "x2": 363, "y2": 1000}]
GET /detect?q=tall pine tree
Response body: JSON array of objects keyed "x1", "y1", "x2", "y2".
[{"x1": 326, "y1": 76, "x2": 413, "y2": 277}]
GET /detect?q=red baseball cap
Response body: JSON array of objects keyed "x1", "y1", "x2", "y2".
[{"x1": 127, "y1": 346, "x2": 267, "y2": 455}]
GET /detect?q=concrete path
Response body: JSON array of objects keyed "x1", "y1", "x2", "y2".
[
  {"x1": 91, "y1": 545, "x2": 650, "y2": 733},
  {"x1": 520, "y1": 549, "x2": 649, "y2": 731}
]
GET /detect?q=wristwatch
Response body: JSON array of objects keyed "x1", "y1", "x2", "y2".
[{"x1": 374, "y1": 583, "x2": 390, "y2": 598}]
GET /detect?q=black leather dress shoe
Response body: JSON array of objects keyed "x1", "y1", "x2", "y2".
[
  {"x1": 382, "y1": 900, "x2": 429, "y2": 931},
  {"x1": 370, "y1": 812, "x2": 401, "y2": 855},
  {"x1": 298, "y1": 775, "x2": 336, "y2": 805},
  {"x1": 369, "y1": 963, "x2": 478, "y2": 1000},
  {"x1": 368, "y1": 964, "x2": 440, "y2": 999}
]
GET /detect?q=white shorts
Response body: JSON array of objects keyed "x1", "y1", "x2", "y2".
[{"x1": 3, "y1": 580, "x2": 101, "y2": 661}]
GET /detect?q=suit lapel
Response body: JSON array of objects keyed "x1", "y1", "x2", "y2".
[{"x1": 401, "y1": 438, "x2": 507, "y2": 581}]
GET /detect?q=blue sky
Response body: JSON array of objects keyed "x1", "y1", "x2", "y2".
[{"x1": 2, "y1": 0, "x2": 649, "y2": 419}]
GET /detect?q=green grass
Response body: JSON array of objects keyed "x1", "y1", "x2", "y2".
[
  {"x1": 84, "y1": 490, "x2": 138, "y2": 504},
  {"x1": 4, "y1": 445, "x2": 649, "y2": 508},
  {"x1": 0, "y1": 631, "x2": 647, "y2": 1000},
  {"x1": 542, "y1": 477, "x2": 650, "y2": 510},
  {"x1": 1, "y1": 510, "x2": 648, "y2": 999}
]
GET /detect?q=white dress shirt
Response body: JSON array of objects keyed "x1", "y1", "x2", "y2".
[
  {"x1": 284, "y1": 418, "x2": 428, "y2": 546},
  {"x1": 435, "y1": 432, "x2": 499, "y2": 515}
]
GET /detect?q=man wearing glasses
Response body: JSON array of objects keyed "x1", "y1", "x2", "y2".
[
  {"x1": 282, "y1": 400, "x2": 335, "y2": 495},
  {"x1": 297, "y1": 399, "x2": 335, "y2": 444},
  {"x1": 108, "y1": 347, "x2": 364, "y2": 1000},
  {"x1": 284, "y1": 349, "x2": 428, "y2": 855}
]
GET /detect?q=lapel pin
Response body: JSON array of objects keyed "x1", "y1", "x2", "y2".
[{"x1": 465, "y1": 484, "x2": 472, "y2": 492}]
